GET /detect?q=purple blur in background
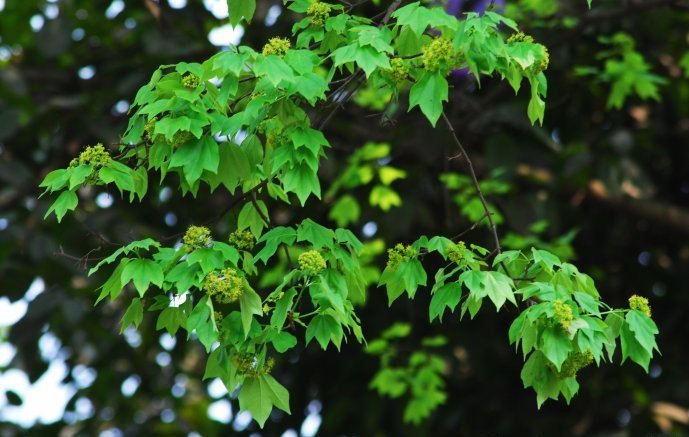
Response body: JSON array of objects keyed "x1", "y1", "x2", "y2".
[
  {"x1": 446, "y1": 0, "x2": 505, "y2": 16},
  {"x1": 446, "y1": 0, "x2": 506, "y2": 79}
]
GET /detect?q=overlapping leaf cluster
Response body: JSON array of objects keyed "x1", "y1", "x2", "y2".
[{"x1": 38, "y1": 0, "x2": 658, "y2": 428}]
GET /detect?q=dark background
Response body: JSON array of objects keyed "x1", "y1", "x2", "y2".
[{"x1": 1, "y1": 0, "x2": 688, "y2": 435}]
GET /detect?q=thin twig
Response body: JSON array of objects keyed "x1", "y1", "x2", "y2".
[{"x1": 441, "y1": 112, "x2": 501, "y2": 256}]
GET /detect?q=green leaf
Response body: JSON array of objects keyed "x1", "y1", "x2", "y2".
[
  {"x1": 282, "y1": 162, "x2": 321, "y2": 205},
  {"x1": 238, "y1": 374, "x2": 290, "y2": 428},
  {"x1": 306, "y1": 313, "x2": 343, "y2": 350},
  {"x1": 272, "y1": 331, "x2": 297, "y2": 353},
  {"x1": 95, "y1": 258, "x2": 130, "y2": 304},
  {"x1": 620, "y1": 319, "x2": 653, "y2": 371},
  {"x1": 187, "y1": 296, "x2": 218, "y2": 352},
  {"x1": 119, "y1": 298, "x2": 143, "y2": 334},
  {"x1": 227, "y1": 0, "x2": 256, "y2": 26},
  {"x1": 44, "y1": 190, "x2": 78, "y2": 222},
  {"x1": 270, "y1": 289, "x2": 297, "y2": 329},
  {"x1": 169, "y1": 136, "x2": 220, "y2": 185},
  {"x1": 239, "y1": 283, "x2": 263, "y2": 338},
  {"x1": 483, "y1": 271, "x2": 516, "y2": 310},
  {"x1": 531, "y1": 248, "x2": 561, "y2": 272},
  {"x1": 255, "y1": 226, "x2": 297, "y2": 264},
  {"x1": 369, "y1": 185, "x2": 402, "y2": 211},
  {"x1": 254, "y1": 55, "x2": 295, "y2": 86},
  {"x1": 121, "y1": 258, "x2": 164, "y2": 297},
  {"x1": 429, "y1": 282, "x2": 462, "y2": 322},
  {"x1": 394, "y1": 259, "x2": 427, "y2": 299},
  {"x1": 237, "y1": 200, "x2": 269, "y2": 238},
  {"x1": 40, "y1": 169, "x2": 70, "y2": 192},
  {"x1": 408, "y1": 72, "x2": 448, "y2": 127},
  {"x1": 574, "y1": 292, "x2": 600, "y2": 316},
  {"x1": 329, "y1": 195, "x2": 360, "y2": 227},
  {"x1": 625, "y1": 311, "x2": 659, "y2": 355},
  {"x1": 68, "y1": 164, "x2": 94, "y2": 189},
  {"x1": 296, "y1": 219, "x2": 335, "y2": 249},
  {"x1": 541, "y1": 327, "x2": 573, "y2": 371},
  {"x1": 156, "y1": 306, "x2": 184, "y2": 336}
]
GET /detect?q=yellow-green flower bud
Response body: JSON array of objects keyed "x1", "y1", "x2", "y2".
[
  {"x1": 171, "y1": 130, "x2": 193, "y2": 148},
  {"x1": 507, "y1": 32, "x2": 534, "y2": 44},
  {"x1": 182, "y1": 73, "x2": 200, "y2": 89},
  {"x1": 144, "y1": 116, "x2": 158, "y2": 141},
  {"x1": 78, "y1": 143, "x2": 111, "y2": 168},
  {"x1": 228, "y1": 229, "x2": 255, "y2": 251},
  {"x1": 389, "y1": 58, "x2": 410, "y2": 83},
  {"x1": 551, "y1": 350, "x2": 594, "y2": 379},
  {"x1": 298, "y1": 250, "x2": 327, "y2": 274},
  {"x1": 183, "y1": 225, "x2": 212, "y2": 251},
  {"x1": 422, "y1": 37, "x2": 458, "y2": 73},
  {"x1": 629, "y1": 294, "x2": 652, "y2": 317},
  {"x1": 386, "y1": 243, "x2": 417, "y2": 270},
  {"x1": 261, "y1": 37, "x2": 291, "y2": 57},
  {"x1": 307, "y1": 2, "x2": 331, "y2": 27},
  {"x1": 533, "y1": 44, "x2": 549, "y2": 74},
  {"x1": 203, "y1": 267, "x2": 244, "y2": 303},
  {"x1": 234, "y1": 353, "x2": 274, "y2": 376},
  {"x1": 553, "y1": 299, "x2": 574, "y2": 331},
  {"x1": 446, "y1": 241, "x2": 466, "y2": 264}
]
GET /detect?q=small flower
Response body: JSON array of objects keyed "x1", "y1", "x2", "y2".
[
  {"x1": 182, "y1": 73, "x2": 200, "y2": 89},
  {"x1": 183, "y1": 225, "x2": 212, "y2": 251},
  {"x1": 533, "y1": 44, "x2": 549, "y2": 74},
  {"x1": 171, "y1": 130, "x2": 193, "y2": 148},
  {"x1": 234, "y1": 353, "x2": 274, "y2": 376},
  {"x1": 446, "y1": 241, "x2": 466, "y2": 264},
  {"x1": 144, "y1": 116, "x2": 158, "y2": 141},
  {"x1": 552, "y1": 350, "x2": 594, "y2": 379},
  {"x1": 298, "y1": 250, "x2": 327, "y2": 274},
  {"x1": 203, "y1": 267, "x2": 244, "y2": 303},
  {"x1": 78, "y1": 143, "x2": 111, "y2": 168},
  {"x1": 553, "y1": 299, "x2": 574, "y2": 331},
  {"x1": 389, "y1": 58, "x2": 410, "y2": 83},
  {"x1": 507, "y1": 32, "x2": 535, "y2": 44},
  {"x1": 629, "y1": 294, "x2": 652, "y2": 317},
  {"x1": 422, "y1": 37, "x2": 458, "y2": 73},
  {"x1": 228, "y1": 229, "x2": 256, "y2": 251},
  {"x1": 307, "y1": 2, "x2": 331, "y2": 27},
  {"x1": 261, "y1": 37, "x2": 291, "y2": 57},
  {"x1": 386, "y1": 244, "x2": 417, "y2": 270}
]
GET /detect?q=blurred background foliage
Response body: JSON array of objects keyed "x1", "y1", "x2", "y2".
[{"x1": 1, "y1": 0, "x2": 689, "y2": 435}]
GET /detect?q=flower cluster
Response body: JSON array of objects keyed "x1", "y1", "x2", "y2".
[
  {"x1": 389, "y1": 58, "x2": 409, "y2": 83},
  {"x1": 172, "y1": 130, "x2": 193, "y2": 148},
  {"x1": 553, "y1": 299, "x2": 574, "y2": 331},
  {"x1": 507, "y1": 32, "x2": 534, "y2": 44},
  {"x1": 629, "y1": 294, "x2": 652, "y2": 317},
  {"x1": 182, "y1": 73, "x2": 200, "y2": 89},
  {"x1": 262, "y1": 37, "x2": 291, "y2": 57},
  {"x1": 446, "y1": 241, "x2": 466, "y2": 264},
  {"x1": 552, "y1": 350, "x2": 594, "y2": 379},
  {"x1": 214, "y1": 311, "x2": 224, "y2": 334},
  {"x1": 203, "y1": 267, "x2": 244, "y2": 303},
  {"x1": 533, "y1": 44, "x2": 550, "y2": 74},
  {"x1": 234, "y1": 353, "x2": 275, "y2": 377},
  {"x1": 422, "y1": 37, "x2": 457, "y2": 73},
  {"x1": 144, "y1": 116, "x2": 158, "y2": 141},
  {"x1": 386, "y1": 244, "x2": 417, "y2": 270},
  {"x1": 74, "y1": 144, "x2": 111, "y2": 168},
  {"x1": 298, "y1": 250, "x2": 327, "y2": 274},
  {"x1": 307, "y1": 2, "x2": 331, "y2": 27},
  {"x1": 183, "y1": 225, "x2": 212, "y2": 251},
  {"x1": 228, "y1": 229, "x2": 256, "y2": 251}
]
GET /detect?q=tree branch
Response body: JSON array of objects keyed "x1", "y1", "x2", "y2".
[{"x1": 441, "y1": 112, "x2": 502, "y2": 255}]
